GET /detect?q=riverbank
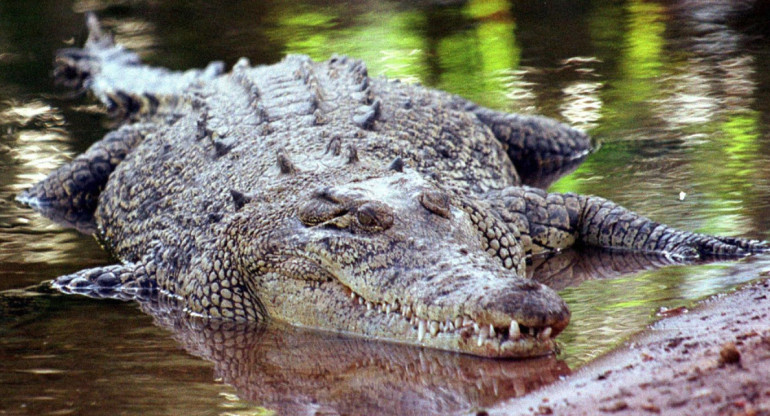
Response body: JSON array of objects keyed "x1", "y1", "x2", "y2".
[{"x1": 487, "y1": 277, "x2": 770, "y2": 416}]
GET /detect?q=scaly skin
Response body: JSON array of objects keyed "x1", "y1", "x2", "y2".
[{"x1": 18, "y1": 15, "x2": 766, "y2": 358}]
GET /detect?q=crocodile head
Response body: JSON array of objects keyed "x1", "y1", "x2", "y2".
[{"x1": 236, "y1": 167, "x2": 570, "y2": 358}]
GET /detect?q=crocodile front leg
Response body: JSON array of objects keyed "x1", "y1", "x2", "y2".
[{"x1": 485, "y1": 186, "x2": 766, "y2": 260}]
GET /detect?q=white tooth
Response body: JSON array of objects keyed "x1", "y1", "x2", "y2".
[
  {"x1": 447, "y1": 319, "x2": 454, "y2": 331},
  {"x1": 478, "y1": 327, "x2": 489, "y2": 346},
  {"x1": 429, "y1": 321, "x2": 439, "y2": 337},
  {"x1": 489, "y1": 324, "x2": 496, "y2": 337},
  {"x1": 351, "y1": 292, "x2": 356, "y2": 300},
  {"x1": 386, "y1": 304, "x2": 391, "y2": 314},
  {"x1": 539, "y1": 327, "x2": 553, "y2": 340},
  {"x1": 359, "y1": 298, "x2": 364, "y2": 305},
  {"x1": 366, "y1": 301, "x2": 373, "y2": 311},
  {"x1": 463, "y1": 317, "x2": 473, "y2": 328},
  {"x1": 480, "y1": 326, "x2": 489, "y2": 339},
  {"x1": 418, "y1": 320, "x2": 426, "y2": 342},
  {"x1": 454, "y1": 317, "x2": 462, "y2": 329},
  {"x1": 501, "y1": 340, "x2": 515, "y2": 350},
  {"x1": 529, "y1": 326, "x2": 535, "y2": 336},
  {"x1": 509, "y1": 320, "x2": 521, "y2": 340},
  {"x1": 473, "y1": 323, "x2": 480, "y2": 332}
]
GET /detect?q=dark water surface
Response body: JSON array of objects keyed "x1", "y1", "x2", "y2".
[{"x1": 2, "y1": 1, "x2": 770, "y2": 415}]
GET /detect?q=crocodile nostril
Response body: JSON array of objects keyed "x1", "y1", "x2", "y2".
[{"x1": 517, "y1": 280, "x2": 541, "y2": 291}]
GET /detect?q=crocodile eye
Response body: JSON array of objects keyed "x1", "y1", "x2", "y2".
[
  {"x1": 419, "y1": 190, "x2": 451, "y2": 218},
  {"x1": 299, "y1": 189, "x2": 348, "y2": 226},
  {"x1": 356, "y1": 203, "x2": 394, "y2": 232}
]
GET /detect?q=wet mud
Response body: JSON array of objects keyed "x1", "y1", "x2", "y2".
[{"x1": 488, "y1": 278, "x2": 770, "y2": 416}]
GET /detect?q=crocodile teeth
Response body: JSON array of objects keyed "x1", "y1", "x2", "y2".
[
  {"x1": 429, "y1": 320, "x2": 439, "y2": 337},
  {"x1": 477, "y1": 327, "x2": 489, "y2": 346},
  {"x1": 539, "y1": 327, "x2": 552, "y2": 340},
  {"x1": 509, "y1": 320, "x2": 520, "y2": 340},
  {"x1": 345, "y1": 294, "x2": 536, "y2": 345},
  {"x1": 418, "y1": 320, "x2": 426, "y2": 342}
]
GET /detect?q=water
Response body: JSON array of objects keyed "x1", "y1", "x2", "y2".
[{"x1": 2, "y1": 0, "x2": 770, "y2": 414}]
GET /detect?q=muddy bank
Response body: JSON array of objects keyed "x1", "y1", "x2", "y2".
[{"x1": 486, "y1": 277, "x2": 770, "y2": 416}]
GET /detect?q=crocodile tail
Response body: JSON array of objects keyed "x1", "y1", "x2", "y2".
[
  {"x1": 54, "y1": 13, "x2": 224, "y2": 119},
  {"x1": 54, "y1": 13, "x2": 140, "y2": 91},
  {"x1": 84, "y1": 12, "x2": 115, "y2": 50}
]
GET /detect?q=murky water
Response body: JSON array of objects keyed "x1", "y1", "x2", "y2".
[{"x1": 2, "y1": 1, "x2": 770, "y2": 414}]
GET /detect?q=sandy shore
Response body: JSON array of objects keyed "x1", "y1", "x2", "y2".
[{"x1": 486, "y1": 277, "x2": 770, "y2": 416}]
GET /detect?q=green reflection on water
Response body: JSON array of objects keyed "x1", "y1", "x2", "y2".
[
  {"x1": 273, "y1": 5, "x2": 428, "y2": 83},
  {"x1": 2, "y1": 1, "x2": 770, "y2": 410},
  {"x1": 270, "y1": 0, "x2": 521, "y2": 108},
  {"x1": 693, "y1": 110, "x2": 761, "y2": 236},
  {"x1": 435, "y1": 0, "x2": 519, "y2": 106},
  {"x1": 624, "y1": 0, "x2": 665, "y2": 81}
]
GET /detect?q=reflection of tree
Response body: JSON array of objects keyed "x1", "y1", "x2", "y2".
[
  {"x1": 268, "y1": 0, "x2": 523, "y2": 109},
  {"x1": 547, "y1": 0, "x2": 764, "y2": 237}
]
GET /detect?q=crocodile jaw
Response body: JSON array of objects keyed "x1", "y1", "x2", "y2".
[{"x1": 256, "y1": 261, "x2": 569, "y2": 358}]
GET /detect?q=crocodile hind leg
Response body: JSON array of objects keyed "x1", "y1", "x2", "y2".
[
  {"x1": 485, "y1": 186, "x2": 766, "y2": 260},
  {"x1": 17, "y1": 123, "x2": 152, "y2": 212},
  {"x1": 452, "y1": 98, "x2": 594, "y2": 186}
]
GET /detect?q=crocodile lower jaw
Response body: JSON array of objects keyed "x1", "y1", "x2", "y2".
[{"x1": 347, "y1": 288, "x2": 559, "y2": 357}]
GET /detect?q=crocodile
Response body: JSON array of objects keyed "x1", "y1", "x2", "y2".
[{"x1": 17, "y1": 15, "x2": 766, "y2": 358}]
